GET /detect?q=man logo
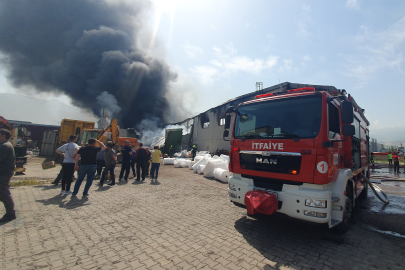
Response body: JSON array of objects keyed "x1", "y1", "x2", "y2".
[{"x1": 256, "y1": 158, "x2": 277, "y2": 164}]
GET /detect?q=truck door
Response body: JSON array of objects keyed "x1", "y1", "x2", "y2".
[{"x1": 328, "y1": 102, "x2": 343, "y2": 173}]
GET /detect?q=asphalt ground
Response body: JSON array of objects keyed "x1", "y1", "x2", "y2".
[{"x1": 1, "y1": 156, "x2": 405, "y2": 269}]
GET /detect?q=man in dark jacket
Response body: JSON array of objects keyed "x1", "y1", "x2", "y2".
[
  {"x1": 135, "y1": 143, "x2": 150, "y2": 181},
  {"x1": 118, "y1": 140, "x2": 132, "y2": 181},
  {"x1": 0, "y1": 129, "x2": 16, "y2": 222}
]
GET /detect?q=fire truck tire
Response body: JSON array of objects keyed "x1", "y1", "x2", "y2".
[
  {"x1": 368, "y1": 182, "x2": 389, "y2": 204},
  {"x1": 333, "y1": 195, "x2": 352, "y2": 234}
]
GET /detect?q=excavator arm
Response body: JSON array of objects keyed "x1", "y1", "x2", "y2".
[{"x1": 96, "y1": 118, "x2": 120, "y2": 146}]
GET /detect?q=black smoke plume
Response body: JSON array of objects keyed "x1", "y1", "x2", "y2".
[{"x1": 0, "y1": 0, "x2": 177, "y2": 128}]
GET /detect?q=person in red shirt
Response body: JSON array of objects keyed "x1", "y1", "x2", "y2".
[{"x1": 393, "y1": 152, "x2": 400, "y2": 173}]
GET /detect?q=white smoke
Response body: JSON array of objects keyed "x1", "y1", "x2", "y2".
[
  {"x1": 96, "y1": 91, "x2": 122, "y2": 118},
  {"x1": 135, "y1": 117, "x2": 192, "y2": 147}
]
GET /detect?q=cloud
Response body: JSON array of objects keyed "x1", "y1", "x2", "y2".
[
  {"x1": 346, "y1": 0, "x2": 360, "y2": 10},
  {"x1": 190, "y1": 65, "x2": 218, "y2": 85},
  {"x1": 296, "y1": 4, "x2": 312, "y2": 40},
  {"x1": 344, "y1": 16, "x2": 405, "y2": 84},
  {"x1": 182, "y1": 44, "x2": 204, "y2": 59},
  {"x1": 298, "y1": 21, "x2": 310, "y2": 39},
  {"x1": 279, "y1": 59, "x2": 293, "y2": 72},
  {"x1": 190, "y1": 44, "x2": 278, "y2": 84},
  {"x1": 302, "y1": 4, "x2": 310, "y2": 11},
  {"x1": 223, "y1": 56, "x2": 278, "y2": 74}
]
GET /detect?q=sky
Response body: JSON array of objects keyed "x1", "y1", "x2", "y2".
[{"x1": 0, "y1": 0, "x2": 404, "y2": 143}]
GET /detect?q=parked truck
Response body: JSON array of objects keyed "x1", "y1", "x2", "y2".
[
  {"x1": 59, "y1": 119, "x2": 96, "y2": 145},
  {"x1": 223, "y1": 82, "x2": 369, "y2": 233}
]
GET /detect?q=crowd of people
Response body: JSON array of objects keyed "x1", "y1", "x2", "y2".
[
  {"x1": 53, "y1": 136, "x2": 163, "y2": 194},
  {"x1": 0, "y1": 127, "x2": 164, "y2": 222},
  {"x1": 370, "y1": 151, "x2": 404, "y2": 174}
]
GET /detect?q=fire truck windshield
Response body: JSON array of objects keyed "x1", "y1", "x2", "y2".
[{"x1": 234, "y1": 95, "x2": 322, "y2": 139}]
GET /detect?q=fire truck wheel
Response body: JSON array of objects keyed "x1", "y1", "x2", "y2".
[
  {"x1": 357, "y1": 180, "x2": 368, "y2": 200},
  {"x1": 334, "y1": 188, "x2": 353, "y2": 234}
]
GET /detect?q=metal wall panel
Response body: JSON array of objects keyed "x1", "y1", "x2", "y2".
[{"x1": 40, "y1": 130, "x2": 59, "y2": 156}]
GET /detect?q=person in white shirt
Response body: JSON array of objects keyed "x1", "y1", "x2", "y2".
[{"x1": 56, "y1": 135, "x2": 80, "y2": 195}]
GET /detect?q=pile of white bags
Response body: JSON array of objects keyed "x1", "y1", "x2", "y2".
[
  {"x1": 173, "y1": 158, "x2": 192, "y2": 168},
  {"x1": 165, "y1": 152, "x2": 232, "y2": 183},
  {"x1": 180, "y1": 159, "x2": 191, "y2": 168},
  {"x1": 180, "y1": 150, "x2": 190, "y2": 158},
  {"x1": 202, "y1": 159, "x2": 228, "y2": 178},
  {"x1": 196, "y1": 151, "x2": 209, "y2": 156},
  {"x1": 192, "y1": 157, "x2": 209, "y2": 172}
]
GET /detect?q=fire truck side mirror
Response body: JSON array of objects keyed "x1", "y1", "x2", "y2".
[
  {"x1": 223, "y1": 130, "x2": 229, "y2": 138},
  {"x1": 341, "y1": 101, "x2": 354, "y2": 124},
  {"x1": 342, "y1": 125, "x2": 355, "y2": 136},
  {"x1": 224, "y1": 114, "x2": 231, "y2": 129}
]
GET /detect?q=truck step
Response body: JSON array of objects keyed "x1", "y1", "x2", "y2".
[
  {"x1": 330, "y1": 219, "x2": 340, "y2": 227},
  {"x1": 331, "y1": 197, "x2": 340, "y2": 203}
]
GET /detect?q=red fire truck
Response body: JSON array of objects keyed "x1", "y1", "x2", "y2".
[{"x1": 224, "y1": 82, "x2": 370, "y2": 233}]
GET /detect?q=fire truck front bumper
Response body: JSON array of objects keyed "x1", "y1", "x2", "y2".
[{"x1": 228, "y1": 174, "x2": 332, "y2": 225}]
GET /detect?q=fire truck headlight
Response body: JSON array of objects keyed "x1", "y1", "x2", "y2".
[
  {"x1": 305, "y1": 199, "x2": 327, "y2": 208},
  {"x1": 304, "y1": 210, "x2": 327, "y2": 218},
  {"x1": 229, "y1": 184, "x2": 236, "y2": 191}
]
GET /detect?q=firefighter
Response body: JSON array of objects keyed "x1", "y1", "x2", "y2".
[
  {"x1": 168, "y1": 145, "x2": 174, "y2": 157},
  {"x1": 191, "y1": 145, "x2": 197, "y2": 161},
  {"x1": 388, "y1": 152, "x2": 393, "y2": 166},
  {"x1": 393, "y1": 152, "x2": 400, "y2": 173},
  {"x1": 370, "y1": 152, "x2": 375, "y2": 166}
]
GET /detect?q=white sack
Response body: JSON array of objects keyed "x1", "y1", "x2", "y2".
[
  {"x1": 212, "y1": 155, "x2": 220, "y2": 159},
  {"x1": 219, "y1": 155, "x2": 230, "y2": 167},
  {"x1": 180, "y1": 160, "x2": 191, "y2": 168},
  {"x1": 180, "y1": 150, "x2": 189, "y2": 158},
  {"x1": 213, "y1": 168, "x2": 230, "y2": 183},
  {"x1": 194, "y1": 156, "x2": 203, "y2": 162},
  {"x1": 173, "y1": 152, "x2": 181, "y2": 157},
  {"x1": 197, "y1": 165, "x2": 205, "y2": 174},
  {"x1": 189, "y1": 161, "x2": 196, "y2": 169},
  {"x1": 174, "y1": 158, "x2": 186, "y2": 168},
  {"x1": 163, "y1": 158, "x2": 176, "y2": 165},
  {"x1": 203, "y1": 159, "x2": 228, "y2": 178},
  {"x1": 192, "y1": 157, "x2": 208, "y2": 172}
]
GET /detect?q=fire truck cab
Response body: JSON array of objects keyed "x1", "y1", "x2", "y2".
[{"x1": 224, "y1": 82, "x2": 369, "y2": 233}]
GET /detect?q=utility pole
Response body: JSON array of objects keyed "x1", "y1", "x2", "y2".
[{"x1": 256, "y1": 82, "x2": 263, "y2": 92}]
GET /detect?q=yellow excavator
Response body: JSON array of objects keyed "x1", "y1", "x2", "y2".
[
  {"x1": 58, "y1": 118, "x2": 139, "y2": 161},
  {"x1": 77, "y1": 118, "x2": 121, "y2": 147}
]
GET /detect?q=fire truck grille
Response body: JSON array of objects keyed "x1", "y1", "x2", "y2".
[
  {"x1": 242, "y1": 175, "x2": 303, "y2": 191},
  {"x1": 239, "y1": 153, "x2": 302, "y2": 174}
]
